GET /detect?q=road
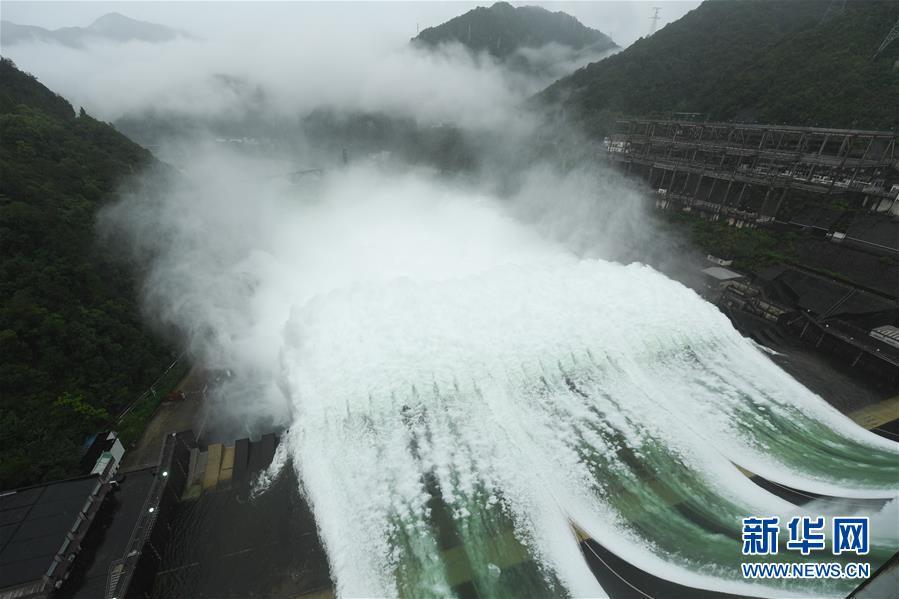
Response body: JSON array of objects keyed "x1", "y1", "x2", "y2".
[{"x1": 120, "y1": 367, "x2": 207, "y2": 470}]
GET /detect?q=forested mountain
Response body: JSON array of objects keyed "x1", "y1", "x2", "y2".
[
  {"x1": 539, "y1": 0, "x2": 899, "y2": 135},
  {"x1": 1, "y1": 12, "x2": 187, "y2": 48},
  {"x1": 413, "y1": 1, "x2": 617, "y2": 60},
  {"x1": 0, "y1": 58, "x2": 173, "y2": 488}
]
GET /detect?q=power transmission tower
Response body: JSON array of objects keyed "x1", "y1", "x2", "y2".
[
  {"x1": 875, "y1": 17, "x2": 899, "y2": 56},
  {"x1": 649, "y1": 7, "x2": 661, "y2": 36}
]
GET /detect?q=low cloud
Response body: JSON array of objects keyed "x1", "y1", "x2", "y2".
[
  {"x1": 5, "y1": 31, "x2": 536, "y2": 131},
  {"x1": 7, "y1": 4, "x2": 692, "y2": 439}
]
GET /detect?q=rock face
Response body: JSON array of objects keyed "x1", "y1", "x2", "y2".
[
  {"x1": 412, "y1": 1, "x2": 617, "y2": 60},
  {"x1": 1, "y1": 12, "x2": 188, "y2": 48}
]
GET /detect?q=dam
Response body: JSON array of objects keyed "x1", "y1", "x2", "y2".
[
  {"x1": 4, "y1": 138, "x2": 895, "y2": 599},
  {"x1": 33, "y1": 386, "x2": 897, "y2": 599},
  {"x1": 72, "y1": 150, "x2": 899, "y2": 599},
  {"x1": 606, "y1": 118, "x2": 898, "y2": 225}
]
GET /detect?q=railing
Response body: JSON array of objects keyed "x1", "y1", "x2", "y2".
[
  {"x1": 116, "y1": 353, "x2": 185, "y2": 423},
  {"x1": 105, "y1": 433, "x2": 188, "y2": 599},
  {"x1": 607, "y1": 146, "x2": 898, "y2": 199}
]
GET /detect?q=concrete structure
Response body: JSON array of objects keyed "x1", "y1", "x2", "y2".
[
  {"x1": 712, "y1": 265, "x2": 899, "y2": 381},
  {"x1": 706, "y1": 254, "x2": 733, "y2": 266},
  {"x1": 849, "y1": 549, "x2": 899, "y2": 598},
  {"x1": 605, "y1": 117, "x2": 899, "y2": 381},
  {"x1": 701, "y1": 266, "x2": 746, "y2": 302},
  {"x1": 2, "y1": 427, "x2": 293, "y2": 599},
  {"x1": 606, "y1": 119, "x2": 899, "y2": 225},
  {"x1": 183, "y1": 433, "x2": 277, "y2": 498},
  {"x1": 103, "y1": 432, "x2": 193, "y2": 599},
  {"x1": 701, "y1": 266, "x2": 744, "y2": 282},
  {"x1": 870, "y1": 325, "x2": 899, "y2": 349},
  {"x1": 145, "y1": 432, "x2": 332, "y2": 599}
]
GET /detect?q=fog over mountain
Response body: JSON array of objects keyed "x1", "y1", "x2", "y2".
[
  {"x1": 413, "y1": 1, "x2": 618, "y2": 77},
  {"x1": 2, "y1": 10, "x2": 529, "y2": 131},
  {"x1": 0, "y1": 2, "x2": 705, "y2": 131},
  {"x1": 0, "y1": 2, "x2": 701, "y2": 49},
  {"x1": 2, "y1": 3, "x2": 621, "y2": 169},
  {"x1": 3, "y1": 3, "x2": 687, "y2": 447},
  {"x1": 415, "y1": 2, "x2": 616, "y2": 56},
  {"x1": 1, "y1": 12, "x2": 188, "y2": 48}
]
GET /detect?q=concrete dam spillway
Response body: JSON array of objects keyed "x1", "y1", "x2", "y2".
[
  {"x1": 267, "y1": 193, "x2": 899, "y2": 596},
  {"x1": 277, "y1": 259, "x2": 899, "y2": 598},
  {"x1": 107, "y1": 161, "x2": 899, "y2": 598}
]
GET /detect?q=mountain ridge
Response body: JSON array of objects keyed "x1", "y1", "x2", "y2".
[
  {"x1": 412, "y1": 1, "x2": 617, "y2": 59},
  {"x1": 1, "y1": 12, "x2": 188, "y2": 47}
]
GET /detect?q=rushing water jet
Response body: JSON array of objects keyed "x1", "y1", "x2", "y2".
[
  {"x1": 279, "y1": 261, "x2": 899, "y2": 598},
  {"x1": 106, "y1": 157, "x2": 899, "y2": 598}
]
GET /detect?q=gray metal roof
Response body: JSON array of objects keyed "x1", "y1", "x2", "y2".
[
  {"x1": 0, "y1": 476, "x2": 100, "y2": 590},
  {"x1": 701, "y1": 266, "x2": 744, "y2": 281}
]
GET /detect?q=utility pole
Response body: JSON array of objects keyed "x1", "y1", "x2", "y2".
[{"x1": 649, "y1": 7, "x2": 661, "y2": 37}]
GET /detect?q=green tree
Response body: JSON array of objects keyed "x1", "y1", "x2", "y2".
[{"x1": 0, "y1": 57, "x2": 174, "y2": 488}]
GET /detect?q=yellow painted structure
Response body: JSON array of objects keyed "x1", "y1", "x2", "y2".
[
  {"x1": 219, "y1": 445, "x2": 235, "y2": 482},
  {"x1": 202, "y1": 443, "x2": 223, "y2": 490},
  {"x1": 848, "y1": 395, "x2": 899, "y2": 431}
]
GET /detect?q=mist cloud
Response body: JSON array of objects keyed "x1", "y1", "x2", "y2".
[
  {"x1": 5, "y1": 30, "x2": 546, "y2": 131},
  {"x1": 100, "y1": 132, "x2": 682, "y2": 439},
  {"x1": 18, "y1": 2, "x2": 692, "y2": 439},
  {"x1": 4, "y1": 1, "x2": 637, "y2": 135}
]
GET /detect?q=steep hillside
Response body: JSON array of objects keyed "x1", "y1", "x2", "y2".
[
  {"x1": 699, "y1": 1, "x2": 899, "y2": 129},
  {"x1": 539, "y1": 0, "x2": 899, "y2": 134},
  {"x1": 413, "y1": 1, "x2": 616, "y2": 59},
  {"x1": 0, "y1": 58, "x2": 173, "y2": 488}
]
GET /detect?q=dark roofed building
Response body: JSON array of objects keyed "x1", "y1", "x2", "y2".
[
  {"x1": 757, "y1": 266, "x2": 897, "y2": 318},
  {"x1": 0, "y1": 465, "x2": 113, "y2": 599}
]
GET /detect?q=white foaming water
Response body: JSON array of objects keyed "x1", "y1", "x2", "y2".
[
  {"x1": 109, "y1": 158, "x2": 898, "y2": 597},
  {"x1": 280, "y1": 260, "x2": 898, "y2": 598}
]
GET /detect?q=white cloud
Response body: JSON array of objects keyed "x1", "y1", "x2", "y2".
[{"x1": 4, "y1": 19, "x2": 532, "y2": 130}]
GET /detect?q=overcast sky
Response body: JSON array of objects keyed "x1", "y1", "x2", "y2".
[{"x1": 1, "y1": 1, "x2": 702, "y2": 49}]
